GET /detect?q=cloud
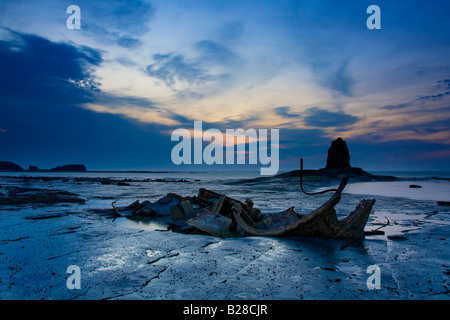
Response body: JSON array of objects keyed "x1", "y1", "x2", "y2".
[
  {"x1": 216, "y1": 21, "x2": 245, "y2": 43},
  {"x1": 274, "y1": 106, "x2": 299, "y2": 119},
  {"x1": 83, "y1": 87, "x2": 194, "y2": 127},
  {"x1": 175, "y1": 89, "x2": 204, "y2": 100},
  {"x1": 93, "y1": 92, "x2": 158, "y2": 110},
  {"x1": 380, "y1": 78, "x2": 450, "y2": 112},
  {"x1": 417, "y1": 78, "x2": 450, "y2": 101},
  {"x1": 323, "y1": 60, "x2": 355, "y2": 97},
  {"x1": 381, "y1": 103, "x2": 411, "y2": 110},
  {"x1": 0, "y1": 29, "x2": 102, "y2": 104},
  {"x1": 207, "y1": 116, "x2": 262, "y2": 132},
  {"x1": 0, "y1": 30, "x2": 180, "y2": 169},
  {"x1": 79, "y1": 0, "x2": 155, "y2": 48},
  {"x1": 377, "y1": 118, "x2": 450, "y2": 144},
  {"x1": 418, "y1": 92, "x2": 450, "y2": 101},
  {"x1": 438, "y1": 79, "x2": 450, "y2": 90},
  {"x1": 117, "y1": 36, "x2": 142, "y2": 49},
  {"x1": 195, "y1": 40, "x2": 238, "y2": 65},
  {"x1": 300, "y1": 42, "x2": 355, "y2": 97},
  {"x1": 83, "y1": 103, "x2": 181, "y2": 127},
  {"x1": 303, "y1": 107, "x2": 359, "y2": 128},
  {"x1": 146, "y1": 53, "x2": 209, "y2": 86},
  {"x1": 145, "y1": 42, "x2": 236, "y2": 98}
]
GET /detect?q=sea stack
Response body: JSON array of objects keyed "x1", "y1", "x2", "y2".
[{"x1": 325, "y1": 137, "x2": 351, "y2": 169}]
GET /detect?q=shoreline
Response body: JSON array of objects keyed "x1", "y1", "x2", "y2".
[{"x1": 1, "y1": 168, "x2": 450, "y2": 176}]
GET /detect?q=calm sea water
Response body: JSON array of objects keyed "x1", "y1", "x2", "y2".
[
  {"x1": 2, "y1": 170, "x2": 449, "y2": 179},
  {"x1": 345, "y1": 180, "x2": 450, "y2": 201},
  {"x1": 0, "y1": 170, "x2": 260, "y2": 181},
  {"x1": 369, "y1": 171, "x2": 450, "y2": 179},
  {"x1": 1, "y1": 170, "x2": 449, "y2": 203}
]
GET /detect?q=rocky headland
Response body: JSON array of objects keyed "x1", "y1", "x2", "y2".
[
  {"x1": 227, "y1": 138, "x2": 397, "y2": 186},
  {"x1": 0, "y1": 162, "x2": 87, "y2": 172},
  {"x1": 0, "y1": 161, "x2": 23, "y2": 171}
]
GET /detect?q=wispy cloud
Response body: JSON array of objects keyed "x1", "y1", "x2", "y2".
[
  {"x1": 215, "y1": 21, "x2": 245, "y2": 43},
  {"x1": 146, "y1": 53, "x2": 210, "y2": 86},
  {"x1": 418, "y1": 92, "x2": 450, "y2": 101},
  {"x1": 93, "y1": 92, "x2": 158, "y2": 110},
  {"x1": 144, "y1": 37, "x2": 239, "y2": 99},
  {"x1": 79, "y1": 0, "x2": 155, "y2": 48},
  {"x1": 83, "y1": 103, "x2": 181, "y2": 126},
  {"x1": 323, "y1": 60, "x2": 355, "y2": 97},
  {"x1": 381, "y1": 103, "x2": 411, "y2": 110},
  {"x1": 195, "y1": 40, "x2": 238, "y2": 65},
  {"x1": 417, "y1": 78, "x2": 450, "y2": 101},
  {"x1": 274, "y1": 106, "x2": 299, "y2": 119},
  {"x1": 303, "y1": 107, "x2": 359, "y2": 128},
  {"x1": 438, "y1": 79, "x2": 450, "y2": 90}
]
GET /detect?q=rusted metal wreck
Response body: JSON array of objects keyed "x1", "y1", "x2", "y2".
[{"x1": 110, "y1": 169, "x2": 376, "y2": 240}]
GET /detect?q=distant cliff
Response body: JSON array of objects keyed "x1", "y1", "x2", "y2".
[
  {"x1": 0, "y1": 162, "x2": 87, "y2": 172},
  {"x1": 0, "y1": 161, "x2": 23, "y2": 171}
]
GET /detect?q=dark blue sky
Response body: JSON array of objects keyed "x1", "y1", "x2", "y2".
[{"x1": 1, "y1": 0, "x2": 450, "y2": 172}]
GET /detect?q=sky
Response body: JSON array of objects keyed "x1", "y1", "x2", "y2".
[{"x1": 0, "y1": 0, "x2": 450, "y2": 172}]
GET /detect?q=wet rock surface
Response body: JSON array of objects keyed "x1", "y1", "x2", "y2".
[
  {"x1": 0, "y1": 174, "x2": 449, "y2": 300},
  {"x1": 0, "y1": 186, "x2": 85, "y2": 205}
]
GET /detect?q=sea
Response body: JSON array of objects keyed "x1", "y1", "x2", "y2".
[{"x1": 1, "y1": 170, "x2": 449, "y2": 202}]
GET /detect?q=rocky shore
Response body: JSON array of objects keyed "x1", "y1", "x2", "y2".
[
  {"x1": 1, "y1": 139, "x2": 448, "y2": 300},
  {"x1": 0, "y1": 186, "x2": 85, "y2": 205},
  {"x1": 0, "y1": 171, "x2": 449, "y2": 300},
  {"x1": 227, "y1": 167, "x2": 398, "y2": 187}
]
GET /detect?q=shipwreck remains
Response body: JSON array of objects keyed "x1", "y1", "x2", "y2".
[
  {"x1": 231, "y1": 177, "x2": 375, "y2": 238},
  {"x1": 108, "y1": 173, "x2": 376, "y2": 240},
  {"x1": 100, "y1": 140, "x2": 379, "y2": 240},
  {"x1": 104, "y1": 140, "x2": 380, "y2": 239}
]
